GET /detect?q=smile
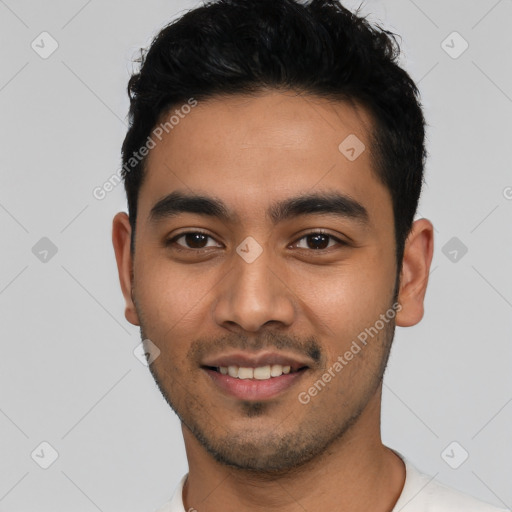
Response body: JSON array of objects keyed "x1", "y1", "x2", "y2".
[
  {"x1": 203, "y1": 364, "x2": 309, "y2": 401},
  {"x1": 216, "y1": 364, "x2": 293, "y2": 380}
]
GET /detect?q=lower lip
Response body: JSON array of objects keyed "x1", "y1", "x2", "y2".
[{"x1": 204, "y1": 368, "x2": 307, "y2": 401}]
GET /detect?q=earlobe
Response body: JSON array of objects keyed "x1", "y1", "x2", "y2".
[
  {"x1": 395, "y1": 218, "x2": 434, "y2": 328},
  {"x1": 112, "y1": 212, "x2": 140, "y2": 326}
]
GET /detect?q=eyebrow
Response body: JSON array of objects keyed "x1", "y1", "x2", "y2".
[{"x1": 148, "y1": 190, "x2": 369, "y2": 226}]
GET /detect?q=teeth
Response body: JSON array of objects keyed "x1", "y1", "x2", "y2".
[
  {"x1": 238, "y1": 367, "x2": 254, "y2": 379},
  {"x1": 270, "y1": 364, "x2": 283, "y2": 377},
  {"x1": 218, "y1": 364, "x2": 295, "y2": 380},
  {"x1": 253, "y1": 365, "x2": 271, "y2": 380}
]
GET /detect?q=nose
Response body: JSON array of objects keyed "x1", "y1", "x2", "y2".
[{"x1": 212, "y1": 249, "x2": 296, "y2": 333}]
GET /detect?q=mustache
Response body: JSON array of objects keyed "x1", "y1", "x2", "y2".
[{"x1": 188, "y1": 330, "x2": 324, "y2": 367}]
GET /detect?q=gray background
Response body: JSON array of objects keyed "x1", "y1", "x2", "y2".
[{"x1": 0, "y1": 0, "x2": 511, "y2": 510}]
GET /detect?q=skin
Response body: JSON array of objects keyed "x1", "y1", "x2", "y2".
[{"x1": 112, "y1": 90, "x2": 434, "y2": 512}]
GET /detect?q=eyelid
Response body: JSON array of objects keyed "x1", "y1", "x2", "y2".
[
  {"x1": 166, "y1": 229, "x2": 223, "y2": 249},
  {"x1": 166, "y1": 229, "x2": 348, "y2": 251},
  {"x1": 290, "y1": 229, "x2": 348, "y2": 249}
]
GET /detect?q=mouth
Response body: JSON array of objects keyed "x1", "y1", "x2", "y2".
[
  {"x1": 205, "y1": 363, "x2": 307, "y2": 379},
  {"x1": 201, "y1": 352, "x2": 311, "y2": 401}
]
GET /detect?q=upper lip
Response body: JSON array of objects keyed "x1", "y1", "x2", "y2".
[{"x1": 201, "y1": 351, "x2": 312, "y2": 372}]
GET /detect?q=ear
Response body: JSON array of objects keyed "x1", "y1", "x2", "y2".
[
  {"x1": 395, "y1": 218, "x2": 434, "y2": 327},
  {"x1": 112, "y1": 212, "x2": 140, "y2": 326}
]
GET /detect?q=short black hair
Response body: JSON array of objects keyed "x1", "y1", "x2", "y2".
[{"x1": 121, "y1": 0, "x2": 426, "y2": 267}]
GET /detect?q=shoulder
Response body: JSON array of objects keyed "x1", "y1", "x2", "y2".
[
  {"x1": 153, "y1": 474, "x2": 188, "y2": 512},
  {"x1": 394, "y1": 457, "x2": 509, "y2": 512},
  {"x1": 154, "y1": 463, "x2": 510, "y2": 512}
]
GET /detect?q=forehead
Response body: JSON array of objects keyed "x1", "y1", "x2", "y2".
[{"x1": 138, "y1": 90, "x2": 391, "y2": 225}]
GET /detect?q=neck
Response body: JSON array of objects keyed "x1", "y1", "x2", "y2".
[{"x1": 181, "y1": 389, "x2": 405, "y2": 512}]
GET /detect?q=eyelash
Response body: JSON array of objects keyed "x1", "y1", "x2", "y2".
[{"x1": 165, "y1": 230, "x2": 347, "y2": 252}]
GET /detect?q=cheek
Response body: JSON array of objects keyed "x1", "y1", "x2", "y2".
[
  {"x1": 134, "y1": 252, "x2": 215, "y2": 338},
  {"x1": 285, "y1": 257, "x2": 395, "y2": 357}
]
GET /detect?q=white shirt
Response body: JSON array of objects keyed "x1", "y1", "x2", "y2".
[{"x1": 154, "y1": 457, "x2": 509, "y2": 512}]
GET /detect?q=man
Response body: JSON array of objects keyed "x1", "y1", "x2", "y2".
[{"x1": 112, "y1": 0, "x2": 508, "y2": 510}]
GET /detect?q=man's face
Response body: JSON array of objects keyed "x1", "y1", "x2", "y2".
[{"x1": 127, "y1": 91, "x2": 400, "y2": 472}]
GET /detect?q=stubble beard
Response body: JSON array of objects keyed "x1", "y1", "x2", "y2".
[{"x1": 139, "y1": 314, "x2": 396, "y2": 476}]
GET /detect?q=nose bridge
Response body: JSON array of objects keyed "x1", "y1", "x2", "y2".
[{"x1": 213, "y1": 243, "x2": 295, "y2": 331}]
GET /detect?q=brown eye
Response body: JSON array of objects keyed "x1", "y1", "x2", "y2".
[
  {"x1": 166, "y1": 231, "x2": 221, "y2": 250},
  {"x1": 182, "y1": 233, "x2": 208, "y2": 249},
  {"x1": 294, "y1": 232, "x2": 345, "y2": 251}
]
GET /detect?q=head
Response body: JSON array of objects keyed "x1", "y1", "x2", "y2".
[{"x1": 113, "y1": 0, "x2": 433, "y2": 474}]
